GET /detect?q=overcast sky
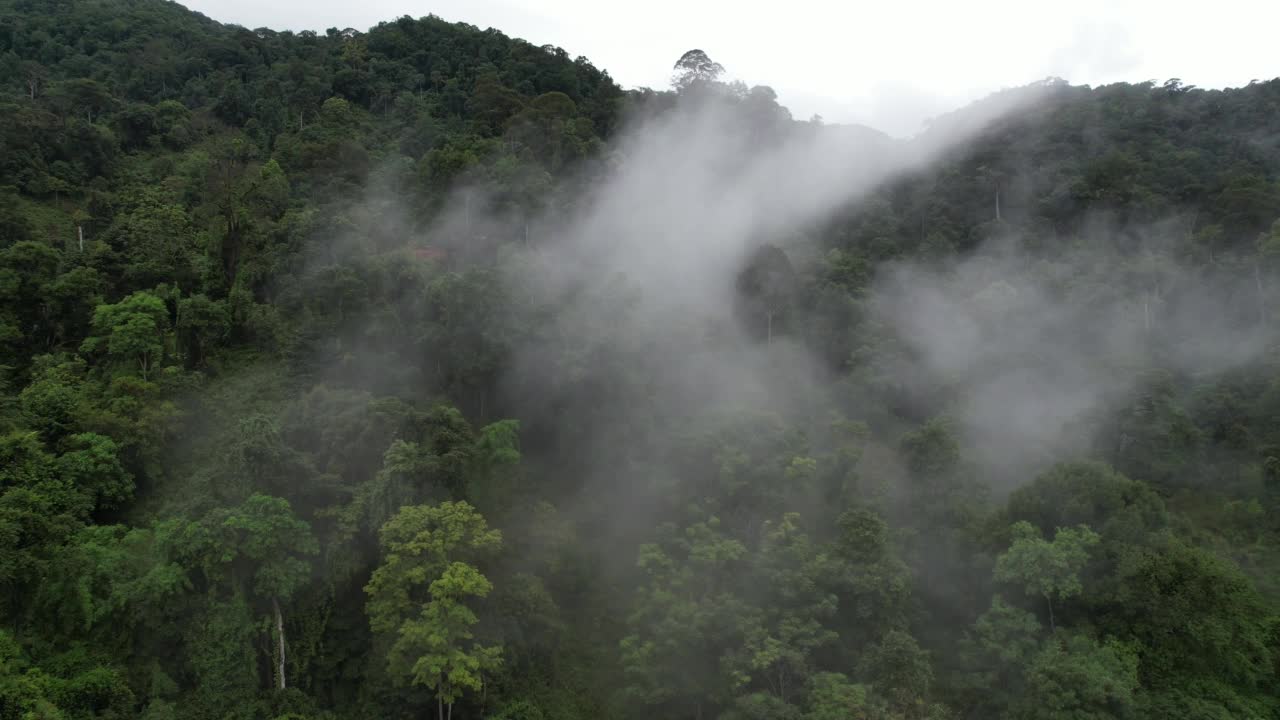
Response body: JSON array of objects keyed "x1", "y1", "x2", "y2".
[{"x1": 183, "y1": 0, "x2": 1279, "y2": 137}]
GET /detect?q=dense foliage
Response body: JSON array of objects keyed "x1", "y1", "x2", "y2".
[{"x1": 2, "y1": 2, "x2": 1280, "y2": 719}]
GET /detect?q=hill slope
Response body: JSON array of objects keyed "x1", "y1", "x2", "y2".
[{"x1": 1, "y1": 2, "x2": 1280, "y2": 719}]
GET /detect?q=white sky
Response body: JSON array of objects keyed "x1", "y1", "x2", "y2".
[{"x1": 183, "y1": 0, "x2": 1279, "y2": 137}]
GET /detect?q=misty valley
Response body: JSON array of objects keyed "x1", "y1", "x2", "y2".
[{"x1": 2, "y1": 3, "x2": 1280, "y2": 720}]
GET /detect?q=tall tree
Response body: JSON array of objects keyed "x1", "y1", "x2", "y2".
[
  {"x1": 365, "y1": 501, "x2": 503, "y2": 720},
  {"x1": 672, "y1": 49, "x2": 726, "y2": 91},
  {"x1": 994, "y1": 521, "x2": 1099, "y2": 631}
]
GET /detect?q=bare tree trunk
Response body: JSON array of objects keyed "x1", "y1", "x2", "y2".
[
  {"x1": 273, "y1": 596, "x2": 286, "y2": 690},
  {"x1": 1047, "y1": 595, "x2": 1055, "y2": 633},
  {"x1": 77, "y1": 225, "x2": 84, "y2": 252},
  {"x1": 995, "y1": 187, "x2": 1001, "y2": 222},
  {"x1": 438, "y1": 696, "x2": 443, "y2": 720}
]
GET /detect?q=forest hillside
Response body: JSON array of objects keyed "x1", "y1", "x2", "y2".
[{"x1": 2, "y1": 1, "x2": 1280, "y2": 719}]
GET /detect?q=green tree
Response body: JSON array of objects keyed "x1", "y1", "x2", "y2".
[
  {"x1": 1008, "y1": 633, "x2": 1139, "y2": 720},
  {"x1": 165, "y1": 495, "x2": 318, "y2": 693},
  {"x1": 365, "y1": 501, "x2": 502, "y2": 720},
  {"x1": 802, "y1": 673, "x2": 873, "y2": 720},
  {"x1": 994, "y1": 521, "x2": 1100, "y2": 631},
  {"x1": 732, "y1": 513, "x2": 837, "y2": 705},
  {"x1": 0, "y1": 241, "x2": 59, "y2": 357},
  {"x1": 111, "y1": 188, "x2": 199, "y2": 289},
  {"x1": 391, "y1": 562, "x2": 503, "y2": 720},
  {"x1": 955, "y1": 596, "x2": 1043, "y2": 715},
  {"x1": 80, "y1": 291, "x2": 170, "y2": 380},
  {"x1": 220, "y1": 494, "x2": 318, "y2": 692},
  {"x1": 1101, "y1": 536, "x2": 1276, "y2": 716},
  {"x1": 857, "y1": 630, "x2": 935, "y2": 719},
  {"x1": 175, "y1": 294, "x2": 230, "y2": 369},
  {"x1": 56, "y1": 432, "x2": 133, "y2": 510},
  {"x1": 620, "y1": 516, "x2": 748, "y2": 719}
]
